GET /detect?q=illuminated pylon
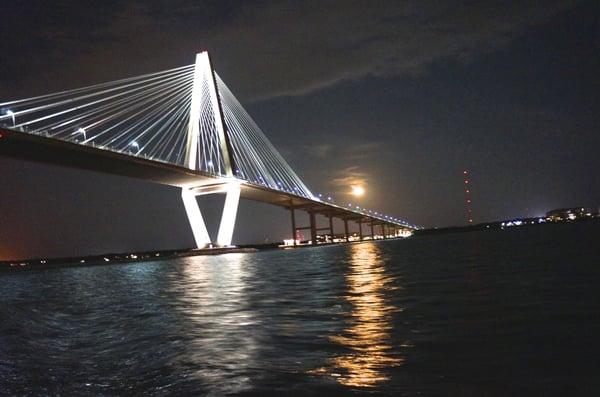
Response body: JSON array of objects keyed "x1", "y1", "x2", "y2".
[
  {"x1": 184, "y1": 52, "x2": 234, "y2": 175},
  {"x1": 182, "y1": 52, "x2": 240, "y2": 248}
]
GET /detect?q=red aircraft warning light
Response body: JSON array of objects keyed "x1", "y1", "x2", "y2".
[{"x1": 463, "y1": 169, "x2": 473, "y2": 224}]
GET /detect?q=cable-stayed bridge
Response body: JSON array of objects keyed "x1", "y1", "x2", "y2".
[{"x1": 0, "y1": 52, "x2": 418, "y2": 249}]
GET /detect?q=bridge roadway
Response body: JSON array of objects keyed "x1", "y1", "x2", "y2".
[{"x1": 0, "y1": 127, "x2": 414, "y2": 245}]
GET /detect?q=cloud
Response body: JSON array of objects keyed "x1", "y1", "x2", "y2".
[
  {"x1": 310, "y1": 143, "x2": 333, "y2": 159},
  {"x1": 0, "y1": 1, "x2": 577, "y2": 101},
  {"x1": 302, "y1": 141, "x2": 383, "y2": 160},
  {"x1": 331, "y1": 165, "x2": 369, "y2": 188},
  {"x1": 215, "y1": 0, "x2": 577, "y2": 100},
  {"x1": 344, "y1": 142, "x2": 385, "y2": 161}
]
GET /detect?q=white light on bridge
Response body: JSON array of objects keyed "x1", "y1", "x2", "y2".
[{"x1": 5, "y1": 110, "x2": 15, "y2": 127}]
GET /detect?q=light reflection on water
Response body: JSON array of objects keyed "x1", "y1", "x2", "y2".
[
  {"x1": 173, "y1": 253, "x2": 259, "y2": 395},
  {"x1": 311, "y1": 242, "x2": 403, "y2": 387}
]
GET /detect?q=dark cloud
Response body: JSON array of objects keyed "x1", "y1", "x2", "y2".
[
  {"x1": 309, "y1": 144, "x2": 333, "y2": 159},
  {"x1": 331, "y1": 165, "x2": 369, "y2": 188},
  {"x1": 302, "y1": 141, "x2": 383, "y2": 161},
  {"x1": 0, "y1": 1, "x2": 577, "y2": 101}
]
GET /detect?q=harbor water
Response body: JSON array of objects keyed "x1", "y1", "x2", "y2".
[{"x1": 1, "y1": 222, "x2": 599, "y2": 395}]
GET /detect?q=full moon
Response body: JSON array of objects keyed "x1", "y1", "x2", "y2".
[{"x1": 351, "y1": 185, "x2": 365, "y2": 197}]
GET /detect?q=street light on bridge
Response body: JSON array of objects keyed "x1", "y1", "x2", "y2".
[
  {"x1": 76, "y1": 127, "x2": 86, "y2": 141},
  {"x1": 5, "y1": 110, "x2": 15, "y2": 127}
]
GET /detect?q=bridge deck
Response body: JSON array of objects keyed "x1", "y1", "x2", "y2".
[{"x1": 0, "y1": 127, "x2": 412, "y2": 228}]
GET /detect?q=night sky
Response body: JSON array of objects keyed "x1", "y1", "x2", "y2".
[{"x1": 1, "y1": 1, "x2": 599, "y2": 259}]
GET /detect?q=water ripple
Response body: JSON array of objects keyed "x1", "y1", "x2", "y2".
[{"x1": 1, "y1": 223, "x2": 599, "y2": 395}]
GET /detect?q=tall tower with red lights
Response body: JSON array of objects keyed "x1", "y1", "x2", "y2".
[{"x1": 463, "y1": 169, "x2": 473, "y2": 224}]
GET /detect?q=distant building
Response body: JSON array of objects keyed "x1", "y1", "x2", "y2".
[{"x1": 546, "y1": 207, "x2": 593, "y2": 222}]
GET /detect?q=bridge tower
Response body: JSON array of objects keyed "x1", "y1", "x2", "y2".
[{"x1": 182, "y1": 52, "x2": 241, "y2": 248}]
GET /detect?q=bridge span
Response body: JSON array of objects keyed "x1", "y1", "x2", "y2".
[{"x1": 0, "y1": 52, "x2": 417, "y2": 249}]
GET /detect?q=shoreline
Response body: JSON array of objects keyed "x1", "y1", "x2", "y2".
[
  {"x1": 415, "y1": 217, "x2": 598, "y2": 236},
  {"x1": 4, "y1": 219, "x2": 596, "y2": 272},
  {"x1": 0, "y1": 246, "x2": 259, "y2": 273},
  {"x1": 0, "y1": 237, "x2": 410, "y2": 273}
]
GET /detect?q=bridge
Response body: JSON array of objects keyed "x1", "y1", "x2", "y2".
[{"x1": 0, "y1": 52, "x2": 418, "y2": 249}]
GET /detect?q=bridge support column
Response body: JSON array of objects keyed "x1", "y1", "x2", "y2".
[
  {"x1": 344, "y1": 219, "x2": 349, "y2": 242},
  {"x1": 358, "y1": 220, "x2": 363, "y2": 241},
  {"x1": 290, "y1": 207, "x2": 297, "y2": 246},
  {"x1": 381, "y1": 224, "x2": 386, "y2": 239},
  {"x1": 181, "y1": 188, "x2": 211, "y2": 248},
  {"x1": 309, "y1": 212, "x2": 317, "y2": 245},
  {"x1": 216, "y1": 183, "x2": 241, "y2": 247},
  {"x1": 328, "y1": 215, "x2": 334, "y2": 243},
  {"x1": 370, "y1": 222, "x2": 375, "y2": 240},
  {"x1": 182, "y1": 181, "x2": 241, "y2": 248}
]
